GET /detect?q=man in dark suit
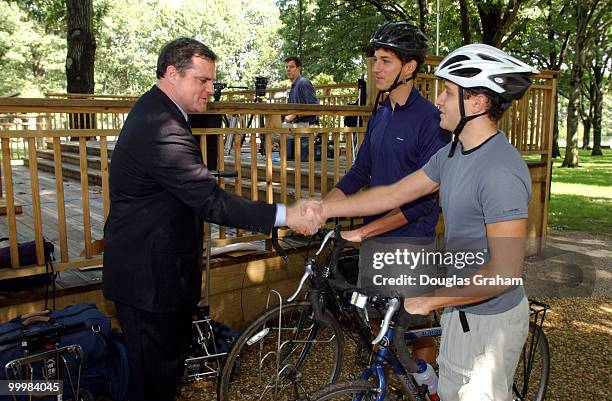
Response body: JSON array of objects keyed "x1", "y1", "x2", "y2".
[{"x1": 103, "y1": 37, "x2": 316, "y2": 401}]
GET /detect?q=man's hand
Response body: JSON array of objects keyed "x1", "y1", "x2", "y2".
[
  {"x1": 404, "y1": 297, "x2": 433, "y2": 316},
  {"x1": 340, "y1": 229, "x2": 364, "y2": 242},
  {"x1": 286, "y1": 200, "x2": 324, "y2": 235}
]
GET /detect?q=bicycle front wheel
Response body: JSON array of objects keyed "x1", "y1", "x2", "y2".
[
  {"x1": 304, "y1": 380, "x2": 379, "y2": 401},
  {"x1": 218, "y1": 300, "x2": 344, "y2": 401},
  {"x1": 512, "y1": 322, "x2": 550, "y2": 401}
]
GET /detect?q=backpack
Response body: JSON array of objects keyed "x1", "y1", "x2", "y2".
[{"x1": 0, "y1": 303, "x2": 129, "y2": 401}]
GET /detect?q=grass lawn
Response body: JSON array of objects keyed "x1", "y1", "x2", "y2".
[{"x1": 547, "y1": 148, "x2": 612, "y2": 235}]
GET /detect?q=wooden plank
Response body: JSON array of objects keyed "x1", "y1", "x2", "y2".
[
  {"x1": 320, "y1": 134, "x2": 328, "y2": 196},
  {"x1": 0, "y1": 255, "x2": 103, "y2": 280},
  {"x1": 1, "y1": 138, "x2": 19, "y2": 267},
  {"x1": 0, "y1": 129, "x2": 120, "y2": 139},
  {"x1": 27, "y1": 137, "x2": 45, "y2": 265},
  {"x1": 201, "y1": 262, "x2": 246, "y2": 295},
  {"x1": 233, "y1": 133, "x2": 243, "y2": 237},
  {"x1": 99, "y1": 136, "x2": 110, "y2": 219},
  {"x1": 308, "y1": 134, "x2": 315, "y2": 197},
  {"x1": 78, "y1": 138, "x2": 92, "y2": 258},
  {"x1": 294, "y1": 135, "x2": 301, "y2": 200},
  {"x1": 250, "y1": 134, "x2": 257, "y2": 201},
  {"x1": 333, "y1": 132, "x2": 340, "y2": 183},
  {"x1": 346, "y1": 131, "x2": 354, "y2": 168},
  {"x1": 540, "y1": 78, "x2": 556, "y2": 253},
  {"x1": 217, "y1": 133, "x2": 227, "y2": 239},
  {"x1": 280, "y1": 133, "x2": 287, "y2": 203}
]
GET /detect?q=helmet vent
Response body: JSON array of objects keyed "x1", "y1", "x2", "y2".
[
  {"x1": 450, "y1": 67, "x2": 481, "y2": 78},
  {"x1": 439, "y1": 55, "x2": 469, "y2": 70},
  {"x1": 504, "y1": 58, "x2": 523, "y2": 67},
  {"x1": 478, "y1": 53, "x2": 499, "y2": 62}
]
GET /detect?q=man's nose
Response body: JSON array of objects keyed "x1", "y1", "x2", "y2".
[{"x1": 205, "y1": 81, "x2": 214, "y2": 95}]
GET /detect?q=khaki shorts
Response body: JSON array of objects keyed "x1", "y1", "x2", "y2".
[{"x1": 437, "y1": 297, "x2": 529, "y2": 401}]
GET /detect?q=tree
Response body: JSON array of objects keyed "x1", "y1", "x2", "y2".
[
  {"x1": 65, "y1": 0, "x2": 96, "y2": 94},
  {"x1": 562, "y1": 0, "x2": 609, "y2": 167},
  {"x1": 587, "y1": 30, "x2": 611, "y2": 156},
  {"x1": 456, "y1": 0, "x2": 531, "y2": 47}
]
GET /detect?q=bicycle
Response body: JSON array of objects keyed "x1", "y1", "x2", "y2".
[
  {"x1": 217, "y1": 226, "x2": 375, "y2": 401},
  {"x1": 217, "y1": 225, "x2": 550, "y2": 401},
  {"x1": 304, "y1": 296, "x2": 550, "y2": 401}
]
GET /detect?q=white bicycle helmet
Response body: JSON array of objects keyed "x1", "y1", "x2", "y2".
[
  {"x1": 435, "y1": 43, "x2": 539, "y2": 102},
  {"x1": 435, "y1": 44, "x2": 539, "y2": 157}
]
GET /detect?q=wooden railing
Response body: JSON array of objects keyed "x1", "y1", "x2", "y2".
[
  {"x1": 0, "y1": 67, "x2": 557, "y2": 279},
  {"x1": 0, "y1": 100, "x2": 369, "y2": 279}
]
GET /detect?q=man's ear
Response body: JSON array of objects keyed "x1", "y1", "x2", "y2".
[
  {"x1": 471, "y1": 93, "x2": 490, "y2": 114},
  {"x1": 402, "y1": 60, "x2": 417, "y2": 79},
  {"x1": 165, "y1": 65, "x2": 178, "y2": 83}
]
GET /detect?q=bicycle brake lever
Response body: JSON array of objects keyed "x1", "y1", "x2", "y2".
[
  {"x1": 372, "y1": 298, "x2": 400, "y2": 345},
  {"x1": 316, "y1": 230, "x2": 335, "y2": 255},
  {"x1": 287, "y1": 261, "x2": 314, "y2": 302}
]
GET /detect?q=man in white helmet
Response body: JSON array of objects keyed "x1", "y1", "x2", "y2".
[{"x1": 304, "y1": 44, "x2": 539, "y2": 401}]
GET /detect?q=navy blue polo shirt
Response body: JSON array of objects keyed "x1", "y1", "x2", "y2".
[
  {"x1": 287, "y1": 75, "x2": 319, "y2": 124},
  {"x1": 336, "y1": 87, "x2": 449, "y2": 237}
]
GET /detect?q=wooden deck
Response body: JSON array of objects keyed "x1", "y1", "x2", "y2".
[{"x1": 0, "y1": 164, "x2": 105, "y2": 258}]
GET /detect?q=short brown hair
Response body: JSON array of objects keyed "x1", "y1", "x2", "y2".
[
  {"x1": 463, "y1": 88, "x2": 508, "y2": 121},
  {"x1": 156, "y1": 37, "x2": 217, "y2": 79},
  {"x1": 284, "y1": 56, "x2": 302, "y2": 68}
]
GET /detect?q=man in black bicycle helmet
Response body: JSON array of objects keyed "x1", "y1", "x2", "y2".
[
  {"x1": 324, "y1": 22, "x2": 448, "y2": 366},
  {"x1": 310, "y1": 43, "x2": 539, "y2": 401},
  {"x1": 369, "y1": 22, "x2": 429, "y2": 106}
]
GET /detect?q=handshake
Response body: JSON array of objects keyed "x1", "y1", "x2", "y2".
[{"x1": 285, "y1": 200, "x2": 326, "y2": 236}]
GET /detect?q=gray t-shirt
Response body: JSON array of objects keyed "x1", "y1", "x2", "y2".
[{"x1": 422, "y1": 132, "x2": 531, "y2": 314}]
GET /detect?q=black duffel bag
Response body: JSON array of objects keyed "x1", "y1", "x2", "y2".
[
  {"x1": 0, "y1": 303, "x2": 129, "y2": 401},
  {"x1": 0, "y1": 237, "x2": 55, "y2": 268}
]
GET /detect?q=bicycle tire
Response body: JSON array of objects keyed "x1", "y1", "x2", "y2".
[
  {"x1": 512, "y1": 322, "x2": 550, "y2": 401},
  {"x1": 304, "y1": 379, "x2": 379, "y2": 401},
  {"x1": 217, "y1": 300, "x2": 344, "y2": 401}
]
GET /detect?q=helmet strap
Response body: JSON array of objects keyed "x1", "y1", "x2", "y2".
[
  {"x1": 372, "y1": 68, "x2": 415, "y2": 113},
  {"x1": 386, "y1": 71, "x2": 414, "y2": 94},
  {"x1": 448, "y1": 87, "x2": 490, "y2": 158}
]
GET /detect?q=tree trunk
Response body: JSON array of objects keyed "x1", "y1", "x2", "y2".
[
  {"x1": 457, "y1": 0, "x2": 471, "y2": 44},
  {"x1": 591, "y1": 67, "x2": 604, "y2": 156},
  {"x1": 476, "y1": 2, "x2": 502, "y2": 45},
  {"x1": 66, "y1": 0, "x2": 95, "y2": 95},
  {"x1": 417, "y1": 0, "x2": 429, "y2": 34},
  {"x1": 298, "y1": 0, "x2": 303, "y2": 59},
  {"x1": 562, "y1": 1, "x2": 591, "y2": 168},
  {"x1": 66, "y1": 0, "x2": 96, "y2": 136},
  {"x1": 581, "y1": 118, "x2": 591, "y2": 149},
  {"x1": 552, "y1": 91, "x2": 560, "y2": 158}
]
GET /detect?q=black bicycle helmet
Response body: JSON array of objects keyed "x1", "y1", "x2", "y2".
[
  {"x1": 369, "y1": 23, "x2": 430, "y2": 112},
  {"x1": 370, "y1": 22, "x2": 429, "y2": 65}
]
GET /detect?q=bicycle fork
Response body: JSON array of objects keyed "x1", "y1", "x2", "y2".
[{"x1": 356, "y1": 328, "x2": 428, "y2": 401}]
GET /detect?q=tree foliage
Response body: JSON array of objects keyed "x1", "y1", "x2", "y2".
[
  {"x1": 96, "y1": 0, "x2": 283, "y2": 94},
  {"x1": 0, "y1": 0, "x2": 65, "y2": 95},
  {"x1": 1, "y1": 0, "x2": 283, "y2": 95}
]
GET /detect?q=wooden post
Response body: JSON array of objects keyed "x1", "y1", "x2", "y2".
[
  {"x1": 366, "y1": 57, "x2": 376, "y2": 107},
  {"x1": 540, "y1": 74, "x2": 557, "y2": 253}
]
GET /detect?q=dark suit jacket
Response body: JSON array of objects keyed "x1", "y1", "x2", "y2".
[{"x1": 103, "y1": 85, "x2": 276, "y2": 313}]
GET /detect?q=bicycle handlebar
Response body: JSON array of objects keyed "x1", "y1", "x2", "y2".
[{"x1": 393, "y1": 306, "x2": 427, "y2": 373}]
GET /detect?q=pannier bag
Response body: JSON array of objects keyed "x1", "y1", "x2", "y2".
[{"x1": 0, "y1": 303, "x2": 129, "y2": 401}]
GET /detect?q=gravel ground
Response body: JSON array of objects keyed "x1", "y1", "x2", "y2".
[{"x1": 178, "y1": 230, "x2": 612, "y2": 401}]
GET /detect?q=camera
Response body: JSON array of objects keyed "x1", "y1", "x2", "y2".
[{"x1": 254, "y1": 76, "x2": 269, "y2": 98}]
